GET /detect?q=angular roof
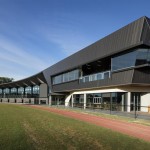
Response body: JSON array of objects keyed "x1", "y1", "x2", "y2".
[{"x1": 43, "y1": 16, "x2": 150, "y2": 86}]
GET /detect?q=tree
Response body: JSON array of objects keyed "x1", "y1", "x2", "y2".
[{"x1": 0, "y1": 77, "x2": 14, "y2": 84}]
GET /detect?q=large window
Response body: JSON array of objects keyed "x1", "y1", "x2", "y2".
[
  {"x1": 33, "y1": 85, "x2": 39, "y2": 94},
  {"x1": 18, "y1": 87, "x2": 24, "y2": 94},
  {"x1": 111, "y1": 48, "x2": 150, "y2": 71},
  {"x1": 3, "y1": 88, "x2": 9, "y2": 94},
  {"x1": 52, "y1": 69, "x2": 79, "y2": 85},
  {"x1": 25, "y1": 86, "x2": 31, "y2": 94},
  {"x1": 11, "y1": 88, "x2": 17, "y2": 94}
]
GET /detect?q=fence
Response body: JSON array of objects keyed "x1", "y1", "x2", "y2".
[{"x1": 51, "y1": 102, "x2": 150, "y2": 120}]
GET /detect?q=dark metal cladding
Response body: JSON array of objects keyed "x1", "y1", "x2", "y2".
[
  {"x1": 132, "y1": 67, "x2": 150, "y2": 84},
  {"x1": 52, "y1": 70, "x2": 134, "y2": 92},
  {"x1": 141, "y1": 17, "x2": 150, "y2": 46}
]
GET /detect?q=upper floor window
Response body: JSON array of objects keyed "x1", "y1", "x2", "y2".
[
  {"x1": 111, "y1": 48, "x2": 150, "y2": 71},
  {"x1": 52, "y1": 69, "x2": 79, "y2": 85}
]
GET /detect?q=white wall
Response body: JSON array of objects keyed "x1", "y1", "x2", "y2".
[
  {"x1": 16, "y1": 98, "x2": 22, "y2": 103},
  {"x1": 23, "y1": 98, "x2": 29, "y2": 103},
  {"x1": 2, "y1": 98, "x2": 8, "y2": 102},
  {"x1": 9, "y1": 98, "x2": 15, "y2": 103},
  {"x1": 141, "y1": 93, "x2": 150, "y2": 112}
]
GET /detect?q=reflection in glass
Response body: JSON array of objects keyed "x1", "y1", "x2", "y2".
[{"x1": 112, "y1": 48, "x2": 149, "y2": 71}]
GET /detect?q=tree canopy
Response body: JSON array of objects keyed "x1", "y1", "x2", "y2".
[{"x1": 0, "y1": 77, "x2": 14, "y2": 84}]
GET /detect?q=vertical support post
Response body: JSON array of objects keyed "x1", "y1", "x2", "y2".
[
  {"x1": 57, "y1": 98, "x2": 59, "y2": 106},
  {"x1": 84, "y1": 94, "x2": 86, "y2": 109},
  {"x1": 3, "y1": 88, "x2": 5, "y2": 98},
  {"x1": 110, "y1": 93, "x2": 112, "y2": 114},
  {"x1": 16, "y1": 87, "x2": 18, "y2": 97},
  {"x1": 135, "y1": 94, "x2": 137, "y2": 119},
  {"x1": 31, "y1": 85, "x2": 33, "y2": 97},
  {"x1": 121, "y1": 94, "x2": 124, "y2": 112},
  {"x1": 9, "y1": 87, "x2": 11, "y2": 95},
  {"x1": 49, "y1": 95, "x2": 52, "y2": 106},
  {"x1": 127, "y1": 92, "x2": 131, "y2": 112},
  {"x1": 23, "y1": 87, "x2": 26, "y2": 97},
  {"x1": 71, "y1": 95, "x2": 74, "y2": 108}
]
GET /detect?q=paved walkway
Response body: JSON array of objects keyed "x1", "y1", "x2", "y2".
[{"x1": 29, "y1": 105, "x2": 150, "y2": 142}]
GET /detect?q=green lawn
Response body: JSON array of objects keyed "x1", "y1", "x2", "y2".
[{"x1": 0, "y1": 104, "x2": 150, "y2": 150}]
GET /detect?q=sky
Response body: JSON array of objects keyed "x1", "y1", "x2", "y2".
[{"x1": 0, "y1": 0, "x2": 150, "y2": 81}]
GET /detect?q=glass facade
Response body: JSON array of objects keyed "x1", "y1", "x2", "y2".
[
  {"x1": 25, "y1": 86, "x2": 31, "y2": 94},
  {"x1": 52, "y1": 69, "x2": 79, "y2": 85},
  {"x1": 0, "y1": 85, "x2": 40, "y2": 98},
  {"x1": 18, "y1": 87, "x2": 24, "y2": 94},
  {"x1": 112, "y1": 48, "x2": 150, "y2": 71},
  {"x1": 73, "y1": 92, "x2": 127, "y2": 111},
  {"x1": 33, "y1": 85, "x2": 39, "y2": 94},
  {"x1": 4, "y1": 88, "x2": 10, "y2": 94},
  {"x1": 11, "y1": 88, "x2": 17, "y2": 94}
]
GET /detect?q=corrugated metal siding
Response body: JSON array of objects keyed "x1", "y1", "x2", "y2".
[
  {"x1": 141, "y1": 17, "x2": 150, "y2": 45},
  {"x1": 43, "y1": 17, "x2": 145, "y2": 87},
  {"x1": 52, "y1": 70, "x2": 134, "y2": 92}
]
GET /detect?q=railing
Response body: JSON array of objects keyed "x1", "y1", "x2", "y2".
[
  {"x1": 50, "y1": 102, "x2": 150, "y2": 120},
  {"x1": 0, "y1": 94, "x2": 39, "y2": 98},
  {"x1": 79, "y1": 71, "x2": 110, "y2": 83}
]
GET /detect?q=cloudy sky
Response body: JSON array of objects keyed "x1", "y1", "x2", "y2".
[{"x1": 0, "y1": 0, "x2": 150, "y2": 80}]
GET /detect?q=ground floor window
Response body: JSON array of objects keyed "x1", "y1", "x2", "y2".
[
  {"x1": 73, "y1": 94, "x2": 84, "y2": 107},
  {"x1": 74, "y1": 92, "x2": 127, "y2": 111},
  {"x1": 51, "y1": 96, "x2": 65, "y2": 105}
]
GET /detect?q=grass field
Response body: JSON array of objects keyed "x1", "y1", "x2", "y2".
[{"x1": 0, "y1": 104, "x2": 150, "y2": 150}]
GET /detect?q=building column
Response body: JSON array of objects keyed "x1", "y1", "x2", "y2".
[
  {"x1": 127, "y1": 92, "x2": 131, "y2": 112},
  {"x1": 16, "y1": 87, "x2": 18, "y2": 95},
  {"x1": 3, "y1": 88, "x2": 5, "y2": 98},
  {"x1": 23, "y1": 87, "x2": 26, "y2": 97},
  {"x1": 49, "y1": 95, "x2": 52, "y2": 106},
  {"x1": 31, "y1": 86, "x2": 33, "y2": 97},
  {"x1": 71, "y1": 95, "x2": 74, "y2": 108},
  {"x1": 9, "y1": 88, "x2": 11, "y2": 95},
  {"x1": 121, "y1": 94, "x2": 124, "y2": 112},
  {"x1": 84, "y1": 94, "x2": 86, "y2": 109}
]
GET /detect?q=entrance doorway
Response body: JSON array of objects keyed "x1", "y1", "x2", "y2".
[{"x1": 131, "y1": 93, "x2": 141, "y2": 111}]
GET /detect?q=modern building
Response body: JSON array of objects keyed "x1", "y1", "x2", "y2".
[{"x1": 1, "y1": 16, "x2": 150, "y2": 113}]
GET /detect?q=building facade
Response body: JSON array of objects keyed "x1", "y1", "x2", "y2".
[{"x1": 1, "y1": 16, "x2": 150, "y2": 113}]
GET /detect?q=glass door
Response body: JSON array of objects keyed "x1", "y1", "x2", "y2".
[{"x1": 131, "y1": 93, "x2": 141, "y2": 111}]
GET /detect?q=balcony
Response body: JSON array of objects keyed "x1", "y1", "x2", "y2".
[{"x1": 79, "y1": 71, "x2": 111, "y2": 83}]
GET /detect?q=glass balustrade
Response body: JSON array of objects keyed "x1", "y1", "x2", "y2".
[{"x1": 79, "y1": 71, "x2": 110, "y2": 83}]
